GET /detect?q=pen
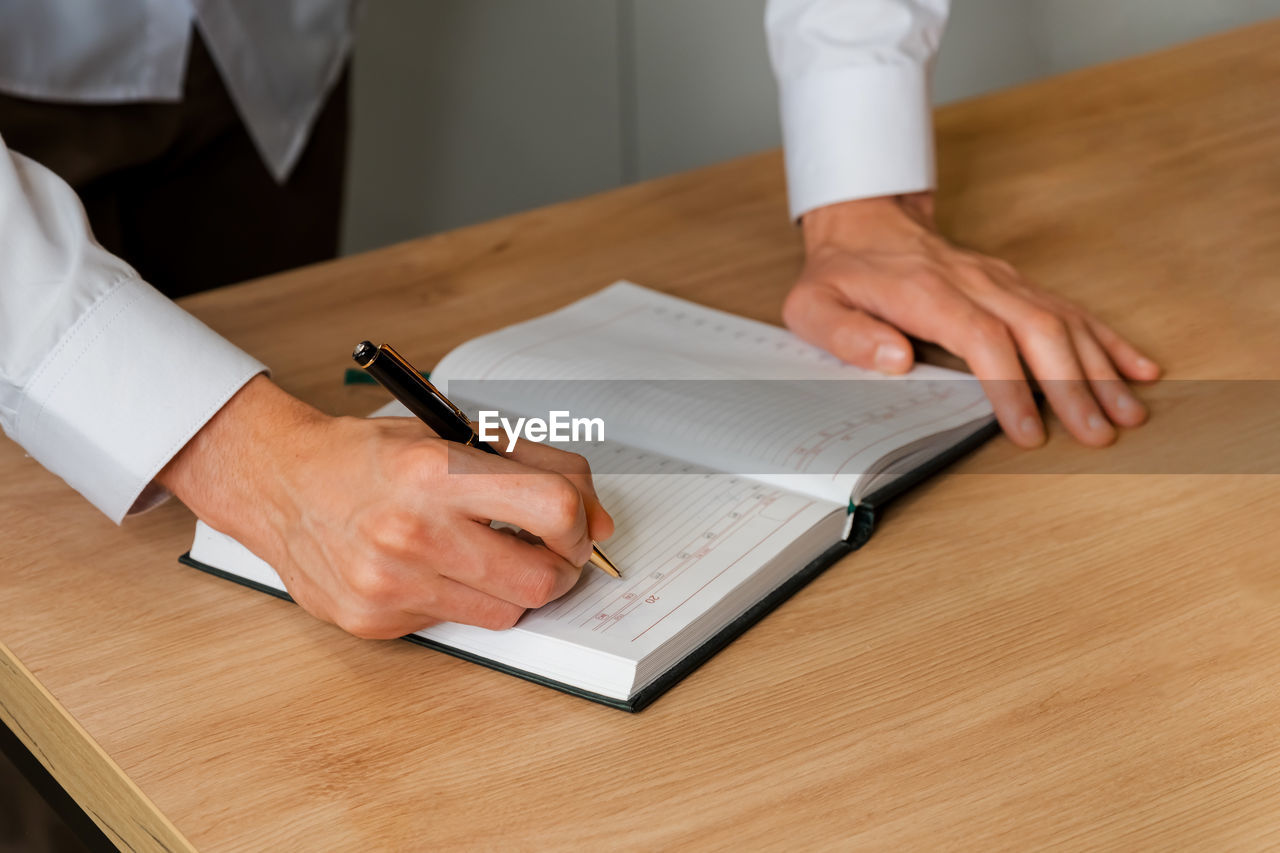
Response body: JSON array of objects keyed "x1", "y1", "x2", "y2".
[{"x1": 352, "y1": 340, "x2": 621, "y2": 579}]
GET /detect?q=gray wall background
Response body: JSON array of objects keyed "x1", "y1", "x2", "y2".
[{"x1": 341, "y1": 0, "x2": 1280, "y2": 254}]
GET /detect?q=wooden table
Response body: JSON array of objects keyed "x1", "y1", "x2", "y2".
[{"x1": 4, "y1": 21, "x2": 1279, "y2": 851}]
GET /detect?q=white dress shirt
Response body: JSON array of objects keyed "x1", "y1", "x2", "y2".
[
  {"x1": 0, "y1": 141, "x2": 266, "y2": 521},
  {"x1": 0, "y1": 0, "x2": 355, "y2": 182},
  {"x1": 0, "y1": 0, "x2": 949, "y2": 524},
  {"x1": 766, "y1": 0, "x2": 949, "y2": 220}
]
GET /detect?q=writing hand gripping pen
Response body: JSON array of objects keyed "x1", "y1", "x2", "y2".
[{"x1": 352, "y1": 341, "x2": 621, "y2": 578}]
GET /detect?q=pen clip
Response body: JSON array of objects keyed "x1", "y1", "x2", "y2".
[{"x1": 377, "y1": 344, "x2": 473, "y2": 430}]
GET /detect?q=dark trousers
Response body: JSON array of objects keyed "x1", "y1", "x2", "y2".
[
  {"x1": 0, "y1": 741, "x2": 84, "y2": 853},
  {"x1": 0, "y1": 32, "x2": 349, "y2": 298}
]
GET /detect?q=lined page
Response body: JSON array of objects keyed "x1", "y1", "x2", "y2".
[
  {"x1": 416, "y1": 444, "x2": 841, "y2": 675},
  {"x1": 431, "y1": 281, "x2": 993, "y2": 504},
  {"x1": 433, "y1": 281, "x2": 851, "y2": 383}
]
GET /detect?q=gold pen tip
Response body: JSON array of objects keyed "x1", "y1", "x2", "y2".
[{"x1": 589, "y1": 546, "x2": 622, "y2": 579}]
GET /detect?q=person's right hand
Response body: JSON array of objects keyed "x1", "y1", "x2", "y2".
[{"x1": 158, "y1": 375, "x2": 614, "y2": 638}]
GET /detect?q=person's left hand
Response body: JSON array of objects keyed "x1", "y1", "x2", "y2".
[{"x1": 782, "y1": 193, "x2": 1161, "y2": 447}]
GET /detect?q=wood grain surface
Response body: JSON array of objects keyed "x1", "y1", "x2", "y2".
[{"x1": 2, "y1": 21, "x2": 1279, "y2": 851}]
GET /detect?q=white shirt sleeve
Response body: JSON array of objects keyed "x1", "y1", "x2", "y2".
[
  {"x1": 766, "y1": 0, "x2": 951, "y2": 220},
  {"x1": 0, "y1": 136, "x2": 266, "y2": 523}
]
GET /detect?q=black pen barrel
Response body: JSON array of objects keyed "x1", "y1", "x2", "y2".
[{"x1": 353, "y1": 341, "x2": 476, "y2": 444}]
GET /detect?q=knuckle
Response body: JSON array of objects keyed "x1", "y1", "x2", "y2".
[
  {"x1": 361, "y1": 510, "x2": 428, "y2": 556},
  {"x1": 413, "y1": 585, "x2": 443, "y2": 615},
  {"x1": 1060, "y1": 306, "x2": 1092, "y2": 331},
  {"x1": 478, "y1": 602, "x2": 525, "y2": 631},
  {"x1": 346, "y1": 561, "x2": 398, "y2": 604},
  {"x1": 542, "y1": 476, "x2": 584, "y2": 529},
  {"x1": 516, "y1": 564, "x2": 562, "y2": 608},
  {"x1": 514, "y1": 568, "x2": 560, "y2": 607},
  {"x1": 962, "y1": 264, "x2": 1003, "y2": 293},
  {"x1": 560, "y1": 451, "x2": 591, "y2": 477},
  {"x1": 781, "y1": 283, "x2": 816, "y2": 329},
  {"x1": 907, "y1": 267, "x2": 948, "y2": 293},
  {"x1": 967, "y1": 313, "x2": 1010, "y2": 346},
  {"x1": 1024, "y1": 309, "x2": 1069, "y2": 341},
  {"x1": 1064, "y1": 315, "x2": 1092, "y2": 340},
  {"x1": 400, "y1": 440, "x2": 449, "y2": 481}
]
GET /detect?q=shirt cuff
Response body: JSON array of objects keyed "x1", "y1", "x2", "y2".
[
  {"x1": 13, "y1": 276, "x2": 266, "y2": 523},
  {"x1": 779, "y1": 62, "x2": 936, "y2": 221}
]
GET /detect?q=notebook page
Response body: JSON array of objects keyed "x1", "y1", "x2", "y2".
[
  {"x1": 431, "y1": 281, "x2": 993, "y2": 504},
  {"x1": 433, "y1": 281, "x2": 848, "y2": 383},
  {"x1": 413, "y1": 444, "x2": 843, "y2": 694}
]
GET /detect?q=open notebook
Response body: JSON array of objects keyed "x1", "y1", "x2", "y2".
[{"x1": 182, "y1": 282, "x2": 999, "y2": 711}]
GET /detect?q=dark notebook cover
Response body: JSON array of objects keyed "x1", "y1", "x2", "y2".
[{"x1": 179, "y1": 417, "x2": 998, "y2": 712}]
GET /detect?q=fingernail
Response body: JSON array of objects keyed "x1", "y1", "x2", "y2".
[
  {"x1": 1088, "y1": 413, "x2": 1108, "y2": 431},
  {"x1": 1020, "y1": 416, "x2": 1044, "y2": 443},
  {"x1": 1116, "y1": 393, "x2": 1136, "y2": 412},
  {"x1": 874, "y1": 344, "x2": 909, "y2": 372},
  {"x1": 1137, "y1": 357, "x2": 1157, "y2": 374}
]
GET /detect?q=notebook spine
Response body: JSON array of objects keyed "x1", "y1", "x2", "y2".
[{"x1": 847, "y1": 503, "x2": 877, "y2": 550}]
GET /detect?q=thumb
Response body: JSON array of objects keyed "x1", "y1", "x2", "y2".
[{"x1": 783, "y1": 283, "x2": 915, "y2": 374}]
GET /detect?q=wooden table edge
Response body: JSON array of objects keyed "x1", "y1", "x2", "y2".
[{"x1": 1, "y1": 642, "x2": 193, "y2": 852}]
